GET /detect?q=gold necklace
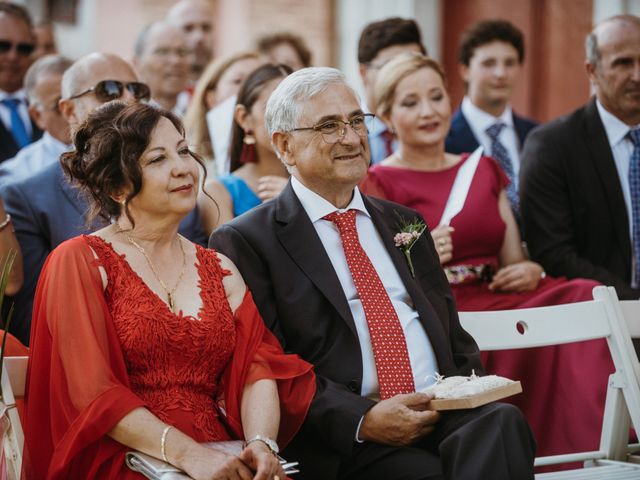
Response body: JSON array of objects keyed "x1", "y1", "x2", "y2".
[{"x1": 120, "y1": 230, "x2": 187, "y2": 312}]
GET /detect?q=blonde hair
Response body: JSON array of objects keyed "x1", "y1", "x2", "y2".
[
  {"x1": 183, "y1": 51, "x2": 260, "y2": 160},
  {"x1": 373, "y1": 52, "x2": 446, "y2": 120}
]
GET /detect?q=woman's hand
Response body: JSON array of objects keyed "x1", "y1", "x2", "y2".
[
  {"x1": 181, "y1": 445, "x2": 254, "y2": 480},
  {"x1": 430, "y1": 226, "x2": 454, "y2": 265},
  {"x1": 489, "y1": 261, "x2": 544, "y2": 293},
  {"x1": 240, "y1": 442, "x2": 285, "y2": 480},
  {"x1": 257, "y1": 176, "x2": 288, "y2": 202}
]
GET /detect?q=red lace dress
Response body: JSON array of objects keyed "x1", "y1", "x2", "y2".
[
  {"x1": 24, "y1": 236, "x2": 315, "y2": 479},
  {"x1": 361, "y1": 156, "x2": 614, "y2": 459}
]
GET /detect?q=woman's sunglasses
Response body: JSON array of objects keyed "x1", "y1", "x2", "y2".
[
  {"x1": 66, "y1": 80, "x2": 151, "y2": 103},
  {"x1": 0, "y1": 40, "x2": 35, "y2": 57}
]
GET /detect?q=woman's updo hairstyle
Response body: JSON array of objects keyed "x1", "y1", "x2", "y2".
[
  {"x1": 61, "y1": 101, "x2": 206, "y2": 227},
  {"x1": 373, "y1": 52, "x2": 447, "y2": 120}
]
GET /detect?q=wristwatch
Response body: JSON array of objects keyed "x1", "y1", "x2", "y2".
[{"x1": 245, "y1": 434, "x2": 280, "y2": 455}]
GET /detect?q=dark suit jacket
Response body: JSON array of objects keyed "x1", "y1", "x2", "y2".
[
  {"x1": 520, "y1": 98, "x2": 640, "y2": 300},
  {"x1": 445, "y1": 108, "x2": 538, "y2": 155},
  {"x1": 0, "y1": 161, "x2": 208, "y2": 344},
  {"x1": 209, "y1": 183, "x2": 483, "y2": 480},
  {"x1": 0, "y1": 119, "x2": 43, "y2": 163}
]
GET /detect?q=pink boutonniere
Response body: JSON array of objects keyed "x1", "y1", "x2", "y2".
[{"x1": 394, "y1": 215, "x2": 426, "y2": 278}]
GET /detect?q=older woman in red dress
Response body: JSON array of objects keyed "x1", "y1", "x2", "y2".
[{"x1": 24, "y1": 102, "x2": 315, "y2": 479}]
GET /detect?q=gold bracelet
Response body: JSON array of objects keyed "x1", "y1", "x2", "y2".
[
  {"x1": 161, "y1": 425, "x2": 173, "y2": 463},
  {"x1": 0, "y1": 214, "x2": 11, "y2": 232}
]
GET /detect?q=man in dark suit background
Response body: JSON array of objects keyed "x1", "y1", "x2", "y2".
[
  {"x1": 0, "y1": 52, "x2": 206, "y2": 344},
  {"x1": 520, "y1": 15, "x2": 640, "y2": 300},
  {"x1": 211, "y1": 67, "x2": 535, "y2": 480},
  {"x1": 0, "y1": 2, "x2": 42, "y2": 162},
  {"x1": 446, "y1": 20, "x2": 537, "y2": 215}
]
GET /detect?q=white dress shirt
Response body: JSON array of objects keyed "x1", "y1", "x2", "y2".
[
  {"x1": 596, "y1": 100, "x2": 638, "y2": 285},
  {"x1": 461, "y1": 96, "x2": 521, "y2": 180},
  {"x1": 291, "y1": 176, "x2": 439, "y2": 401},
  {"x1": 0, "y1": 89, "x2": 32, "y2": 137},
  {"x1": 0, "y1": 132, "x2": 71, "y2": 188}
]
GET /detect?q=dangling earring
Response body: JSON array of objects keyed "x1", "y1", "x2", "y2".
[{"x1": 240, "y1": 130, "x2": 258, "y2": 164}]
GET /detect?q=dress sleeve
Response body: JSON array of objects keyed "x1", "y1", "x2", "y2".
[
  {"x1": 483, "y1": 155, "x2": 511, "y2": 190},
  {"x1": 359, "y1": 169, "x2": 389, "y2": 200},
  {"x1": 220, "y1": 289, "x2": 315, "y2": 448},
  {"x1": 24, "y1": 237, "x2": 145, "y2": 479}
]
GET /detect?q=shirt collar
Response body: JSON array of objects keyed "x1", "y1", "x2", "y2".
[
  {"x1": 42, "y1": 132, "x2": 72, "y2": 153},
  {"x1": 291, "y1": 175, "x2": 370, "y2": 223},
  {"x1": 0, "y1": 89, "x2": 27, "y2": 102},
  {"x1": 595, "y1": 98, "x2": 636, "y2": 147},
  {"x1": 461, "y1": 96, "x2": 514, "y2": 131}
]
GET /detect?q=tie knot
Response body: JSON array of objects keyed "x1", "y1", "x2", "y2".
[
  {"x1": 486, "y1": 122, "x2": 506, "y2": 140},
  {"x1": 323, "y1": 209, "x2": 357, "y2": 232},
  {"x1": 630, "y1": 128, "x2": 640, "y2": 147},
  {"x1": 1, "y1": 98, "x2": 20, "y2": 110}
]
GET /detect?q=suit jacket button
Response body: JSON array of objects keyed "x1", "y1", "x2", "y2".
[{"x1": 348, "y1": 380, "x2": 359, "y2": 392}]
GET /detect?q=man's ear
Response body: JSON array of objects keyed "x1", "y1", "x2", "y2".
[
  {"x1": 272, "y1": 131, "x2": 294, "y2": 167},
  {"x1": 28, "y1": 105, "x2": 45, "y2": 130},
  {"x1": 58, "y1": 98, "x2": 78, "y2": 126},
  {"x1": 459, "y1": 63, "x2": 470, "y2": 84},
  {"x1": 585, "y1": 60, "x2": 597, "y2": 84},
  {"x1": 358, "y1": 63, "x2": 367, "y2": 83}
]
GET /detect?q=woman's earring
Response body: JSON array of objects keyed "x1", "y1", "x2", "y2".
[{"x1": 240, "y1": 130, "x2": 257, "y2": 164}]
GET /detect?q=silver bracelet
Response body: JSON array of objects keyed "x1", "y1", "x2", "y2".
[
  {"x1": 0, "y1": 214, "x2": 11, "y2": 232},
  {"x1": 161, "y1": 425, "x2": 173, "y2": 463}
]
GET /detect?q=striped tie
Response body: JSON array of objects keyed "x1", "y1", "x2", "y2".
[{"x1": 486, "y1": 122, "x2": 519, "y2": 219}]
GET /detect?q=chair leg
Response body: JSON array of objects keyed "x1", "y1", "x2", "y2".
[{"x1": 599, "y1": 373, "x2": 631, "y2": 461}]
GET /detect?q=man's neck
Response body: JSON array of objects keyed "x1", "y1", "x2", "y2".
[
  {"x1": 153, "y1": 95, "x2": 178, "y2": 111},
  {"x1": 468, "y1": 95, "x2": 508, "y2": 118}
]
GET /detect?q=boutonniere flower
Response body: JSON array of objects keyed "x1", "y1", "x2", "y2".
[{"x1": 394, "y1": 214, "x2": 427, "y2": 278}]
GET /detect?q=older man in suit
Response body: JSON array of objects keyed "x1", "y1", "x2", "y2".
[
  {"x1": 0, "y1": 52, "x2": 206, "y2": 344},
  {"x1": 0, "y1": 2, "x2": 42, "y2": 162},
  {"x1": 210, "y1": 67, "x2": 535, "y2": 480},
  {"x1": 520, "y1": 15, "x2": 640, "y2": 300}
]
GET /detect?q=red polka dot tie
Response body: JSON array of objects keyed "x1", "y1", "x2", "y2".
[{"x1": 323, "y1": 209, "x2": 415, "y2": 399}]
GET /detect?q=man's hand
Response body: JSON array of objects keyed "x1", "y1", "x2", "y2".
[
  {"x1": 257, "y1": 176, "x2": 288, "y2": 201},
  {"x1": 358, "y1": 393, "x2": 440, "y2": 446},
  {"x1": 489, "y1": 260, "x2": 544, "y2": 292}
]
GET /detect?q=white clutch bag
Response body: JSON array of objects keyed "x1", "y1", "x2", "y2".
[{"x1": 126, "y1": 440, "x2": 300, "y2": 479}]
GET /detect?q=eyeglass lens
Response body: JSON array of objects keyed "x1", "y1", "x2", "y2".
[
  {"x1": 0, "y1": 40, "x2": 35, "y2": 56},
  {"x1": 94, "y1": 81, "x2": 150, "y2": 103}
]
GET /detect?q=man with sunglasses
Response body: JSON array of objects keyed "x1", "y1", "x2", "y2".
[
  {"x1": 210, "y1": 67, "x2": 535, "y2": 480},
  {"x1": 0, "y1": 2, "x2": 40, "y2": 162},
  {"x1": 0, "y1": 52, "x2": 207, "y2": 345}
]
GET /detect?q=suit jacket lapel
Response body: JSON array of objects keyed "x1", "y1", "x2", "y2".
[
  {"x1": 584, "y1": 99, "x2": 632, "y2": 259},
  {"x1": 274, "y1": 183, "x2": 358, "y2": 336},
  {"x1": 450, "y1": 110, "x2": 480, "y2": 152}
]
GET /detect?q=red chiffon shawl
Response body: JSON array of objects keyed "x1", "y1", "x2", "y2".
[{"x1": 23, "y1": 237, "x2": 315, "y2": 479}]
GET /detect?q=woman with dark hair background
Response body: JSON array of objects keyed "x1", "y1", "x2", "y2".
[
  {"x1": 24, "y1": 101, "x2": 314, "y2": 479},
  {"x1": 199, "y1": 64, "x2": 292, "y2": 234}
]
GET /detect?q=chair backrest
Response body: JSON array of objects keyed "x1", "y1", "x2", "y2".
[
  {"x1": 619, "y1": 301, "x2": 640, "y2": 338},
  {"x1": 458, "y1": 286, "x2": 640, "y2": 467},
  {"x1": 1, "y1": 356, "x2": 27, "y2": 480}
]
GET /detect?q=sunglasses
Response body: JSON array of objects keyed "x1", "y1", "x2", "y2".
[
  {"x1": 0, "y1": 40, "x2": 35, "y2": 57},
  {"x1": 67, "y1": 80, "x2": 151, "y2": 103}
]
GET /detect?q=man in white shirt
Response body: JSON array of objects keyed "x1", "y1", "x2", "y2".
[
  {"x1": 0, "y1": 54, "x2": 72, "y2": 188},
  {"x1": 133, "y1": 22, "x2": 190, "y2": 116},
  {"x1": 521, "y1": 15, "x2": 640, "y2": 300},
  {"x1": 0, "y1": 2, "x2": 40, "y2": 162},
  {"x1": 211, "y1": 67, "x2": 535, "y2": 480},
  {"x1": 446, "y1": 20, "x2": 537, "y2": 215}
]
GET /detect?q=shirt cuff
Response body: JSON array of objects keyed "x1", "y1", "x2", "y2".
[{"x1": 354, "y1": 415, "x2": 365, "y2": 443}]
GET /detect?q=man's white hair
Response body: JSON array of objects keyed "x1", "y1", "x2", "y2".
[{"x1": 265, "y1": 66, "x2": 358, "y2": 136}]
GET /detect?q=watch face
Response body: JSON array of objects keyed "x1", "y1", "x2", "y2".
[{"x1": 265, "y1": 437, "x2": 279, "y2": 453}]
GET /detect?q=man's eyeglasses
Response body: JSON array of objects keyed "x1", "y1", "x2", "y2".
[
  {"x1": 0, "y1": 40, "x2": 35, "y2": 57},
  {"x1": 291, "y1": 113, "x2": 375, "y2": 144},
  {"x1": 66, "y1": 80, "x2": 151, "y2": 103}
]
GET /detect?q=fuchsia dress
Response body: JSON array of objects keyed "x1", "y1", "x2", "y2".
[{"x1": 362, "y1": 154, "x2": 614, "y2": 459}]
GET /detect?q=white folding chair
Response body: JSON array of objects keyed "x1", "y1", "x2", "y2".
[
  {"x1": 458, "y1": 286, "x2": 640, "y2": 479},
  {"x1": 0, "y1": 356, "x2": 27, "y2": 480}
]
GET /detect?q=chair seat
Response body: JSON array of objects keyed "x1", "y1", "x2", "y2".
[{"x1": 536, "y1": 461, "x2": 640, "y2": 479}]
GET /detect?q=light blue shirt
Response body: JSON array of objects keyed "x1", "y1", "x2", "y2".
[
  {"x1": 367, "y1": 115, "x2": 397, "y2": 165},
  {"x1": 0, "y1": 132, "x2": 70, "y2": 188},
  {"x1": 291, "y1": 176, "x2": 438, "y2": 401}
]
